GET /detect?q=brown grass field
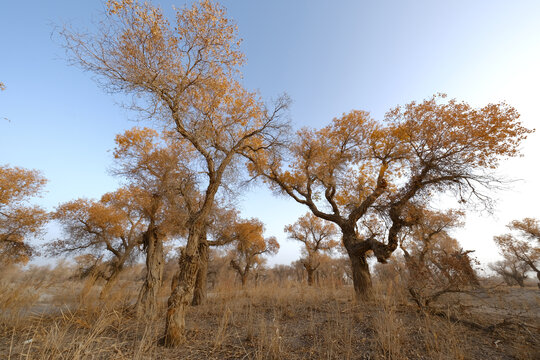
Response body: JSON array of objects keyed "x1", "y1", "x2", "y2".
[{"x1": 1, "y1": 264, "x2": 539, "y2": 360}]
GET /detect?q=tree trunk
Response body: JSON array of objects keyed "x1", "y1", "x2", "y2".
[
  {"x1": 241, "y1": 273, "x2": 247, "y2": 287},
  {"x1": 164, "y1": 224, "x2": 202, "y2": 346},
  {"x1": 342, "y1": 229, "x2": 373, "y2": 301},
  {"x1": 192, "y1": 238, "x2": 208, "y2": 306},
  {"x1": 350, "y1": 252, "x2": 372, "y2": 301},
  {"x1": 164, "y1": 175, "x2": 223, "y2": 346},
  {"x1": 307, "y1": 267, "x2": 315, "y2": 286},
  {"x1": 136, "y1": 227, "x2": 164, "y2": 317}
]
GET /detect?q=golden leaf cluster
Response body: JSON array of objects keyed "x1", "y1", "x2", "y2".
[{"x1": 0, "y1": 165, "x2": 48, "y2": 264}]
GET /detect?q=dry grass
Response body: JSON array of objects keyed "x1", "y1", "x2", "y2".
[{"x1": 0, "y1": 265, "x2": 539, "y2": 359}]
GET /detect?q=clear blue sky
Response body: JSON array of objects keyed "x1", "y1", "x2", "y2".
[{"x1": 1, "y1": 0, "x2": 540, "y2": 266}]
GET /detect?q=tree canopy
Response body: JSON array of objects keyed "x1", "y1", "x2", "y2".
[
  {"x1": 494, "y1": 218, "x2": 540, "y2": 288},
  {"x1": 284, "y1": 213, "x2": 339, "y2": 285},
  {"x1": 60, "y1": 0, "x2": 289, "y2": 343},
  {"x1": 0, "y1": 165, "x2": 48, "y2": 264},
  {"x1": 229, "y1": 218, "x2": 279, "y2": 286},
  {"x1": 248, "y1": 94, "x2": 532, "y2": 299}
]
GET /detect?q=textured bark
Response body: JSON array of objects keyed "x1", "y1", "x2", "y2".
[
  {"x1": 136, "y1": 227, "x2": 164, "y2": 317},
  {"x1": 192, "y1": 238, "x2": 208, "y2": 306},
  {"x1": 350, "y1": 253, "x2": 372, "y2": 301},
  {"x1": 306, "y1": 267, "x2": 315, "y2": 286},
  {"x1": 164, "y1": 223, "x2": 203, "y2": 346},
  {"x1": 342, "y1": 229, "x2": 373, "y2": 300}
]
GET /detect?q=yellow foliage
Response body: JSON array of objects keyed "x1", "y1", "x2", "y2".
[{"x1": 0, "y1": 165, "x2": 48, "y2": 263}]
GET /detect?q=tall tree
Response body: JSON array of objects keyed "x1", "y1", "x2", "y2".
[
  {"x1": 284, "y1": 213, "x2": 339, "y2": 285},
  {"x1": 112, "y1": 127, "x2": 189, "y2": 316},
  {"x1": 0, "y1": 165, "x2": 48, "y2": 264},
  {"x1": 494, "y1": 218, "x2": 540, "y2": 288},
  {"x1": 51, "y1": 188, "x2": 144, "y2": 298},
  {"x1": 228, "y1": 218, "x2": 279, "y2": 287},
  {"x1": 248, "y1": 95, "x2": 532, "y2": 300},
  {"x1": 60, "y1": 0, "x2": 289, "y2": 344}
]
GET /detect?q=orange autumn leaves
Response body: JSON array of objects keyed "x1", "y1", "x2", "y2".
[
  {"x1": 0, "y1": 165, "x2": 48, "y2": 264},
  {"x1": 399, "y1": 209, "x2": 480, "y2": 308},
  {"x1": 230, "y1": 219, "x2": 279, "y2": 264},
  {"x1": 50, "y1": 189, "x2": 144, "y2": 259},
  {"x1": 284, "y1": 213, "x2": 339, "y2": 285},
  {"x1": 245, "y1": 93, "x2": 532, "y2": 299},
  {"x1": 229, "y1": 218, "x2": 279, "y2": 286},
  {"x1": 106, "y1": 0, "x2": 244, "y2": 76},
  {"x1": 52, "y1": 126, "x2": 189, "y2": 260},
  {"x1": 250, "y1": 94, "x2": 532, "y2": 221},
  {"x1": 60, "y1": 1, "x2": 290, "y2": 337},
  {"x1": 385, "y1": 94, "x2": 530, "y2": 169},
  {"x1": 6, "y1": 0, "x2": 528, "y2": 316}
]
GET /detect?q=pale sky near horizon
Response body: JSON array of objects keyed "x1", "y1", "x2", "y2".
[{"x1": 1, "y1": 0, "x2": 539, "y2": 268}]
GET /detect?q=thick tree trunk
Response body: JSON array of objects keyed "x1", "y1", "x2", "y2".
[
  {"x1": 136, "y1": 228, "x2": 164, "y2": 317},
  {"x1": 164, "y1": 224, "x2": 202, "y2": 346},
  {"x1": 241, "y1": 273, "x2": 247, "y2": 287},
  {"x1": 192, "y1": 238, "x2": 208, "y2": 306},
  {"x1": 307, "y1": 267, "x2": 315, "y2": 286},
  {"x1": 349, "y1": 253, "x2": 372, "y2": 300},
  {"x1": 342, "y1": 229, "x2": 373, "y2": 301},
  {"x1": 163, "y1": 167, "x2": 225, "y2": 346}
]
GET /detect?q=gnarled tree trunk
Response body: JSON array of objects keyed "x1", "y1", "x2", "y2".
[
  {"x1": 306, "y1": 268, "x2": 315, "y2": 286},
  {"x1": 240, "y1": 272, "x2": 248, "y2": 287},
  {"x1": 349, "y1": 252, "x2": 372, "y2": 300},
  {"x1": 343, "y1": 230, "x2": 373, "y2": 301},
  {"x1": 136, "y1": 227, "x2": 164, "y2": 317},
  {"x1": 163, "y1": 147, "x2": 233, "y2": 346},
  {"x1": 230, "y1": 259, "x2": 249, "y2": 288},
  {"x1": 164, "y1": 223, "x2": 203, "y2": 346},
  {"x1": 302, "y1": 262, "x2": 316, "y2": 286},
  {"x1": 192, "y1": 237, "x2": 208, "y2": 306}
]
